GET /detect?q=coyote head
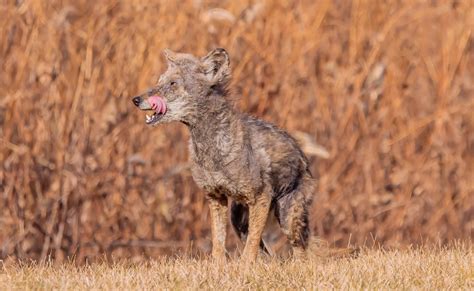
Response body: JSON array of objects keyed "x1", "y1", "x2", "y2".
[{"x1": 132, "y1": 48, "x2": 231, "y2": 126}]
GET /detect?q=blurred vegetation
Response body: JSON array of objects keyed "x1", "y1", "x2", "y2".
[{"x1": 0, "y1": 0, "x2": 473, "y2": 262}]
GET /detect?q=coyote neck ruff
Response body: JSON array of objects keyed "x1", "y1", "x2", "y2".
[
  {"x1": 188, "y1": 94, "x2": 239, "y2": 165},
  {"x1": 132, "y1": 48, "x2": 313, "y2": 262},
  {"x1": 188, "y1": 92, "x2": 238, "y2": 166}
]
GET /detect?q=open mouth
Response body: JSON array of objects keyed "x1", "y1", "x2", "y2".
[
  {"x1": 145, "y1": 111, "x2": 164, "y2": 124},
  {"x1": 144, "y1": 95, "x2": 167, "y2": 125}
]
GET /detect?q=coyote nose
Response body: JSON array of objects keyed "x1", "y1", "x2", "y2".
[{"x1": 132, "y1": 96, "x2": 141, "y2": 106}]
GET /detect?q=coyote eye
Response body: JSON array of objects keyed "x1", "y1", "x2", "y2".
[{"x1": 170, "y1": 81, "x2": 177, "y2": 87}]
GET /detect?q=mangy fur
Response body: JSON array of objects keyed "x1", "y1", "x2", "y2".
[{"x1": 132, "y1": 48, "x2": 314, "y2": 261}]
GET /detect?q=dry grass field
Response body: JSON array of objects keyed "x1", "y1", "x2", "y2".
[
  {"x1": 1, "y1": 245, "x2": 473, "y2": 290},
  {"x1": 0, "y1": 0, "x2": 473, "y2": 263}
]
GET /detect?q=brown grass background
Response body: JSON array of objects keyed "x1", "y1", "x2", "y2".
[{"x1": 0, "y1": 0, "x2": 473, "y2": 262}]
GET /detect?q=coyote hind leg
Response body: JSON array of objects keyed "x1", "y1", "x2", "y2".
[{"x1": 230, "y1": 201, "x2": 248, "y2": 242}]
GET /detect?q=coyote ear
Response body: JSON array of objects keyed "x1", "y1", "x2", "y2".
[
  {"x1": 163, "y1": 49, "x2": 178, "y2": 65},
  {"x1": 201, "y1": 48, "x2": 231, "y2": 86}
]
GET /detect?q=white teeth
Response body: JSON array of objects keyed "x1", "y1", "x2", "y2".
[{"x1": 146, "y1": 114, "x2": 151, "y2": 121}]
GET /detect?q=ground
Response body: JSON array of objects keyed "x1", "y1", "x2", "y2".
[{"x1": 1, "y1": 245, "x2": 472, "y2": 290}]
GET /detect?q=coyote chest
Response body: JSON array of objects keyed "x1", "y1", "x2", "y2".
[
  {"x1": 188, "y1": 119, "x2": 264, "y2": 202},
  {"x1": 189, "y1": 143, "x2": 263, "y2": 203}
]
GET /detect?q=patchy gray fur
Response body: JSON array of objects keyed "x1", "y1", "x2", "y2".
[{"x1": 132, "y1": 48, "x2": 314, "y2": 261}]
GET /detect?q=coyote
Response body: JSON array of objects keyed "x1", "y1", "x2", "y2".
[{"x1": 132, "y1": 48, "x2": 313, "y2": 262}]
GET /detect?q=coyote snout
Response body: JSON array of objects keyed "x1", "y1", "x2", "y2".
[
  {"x1": 132, "y1": 48, "x2": 314, "y2": 262},
  {"x1": 132, "y1": 95, "x2": 167, "y2": 124}
]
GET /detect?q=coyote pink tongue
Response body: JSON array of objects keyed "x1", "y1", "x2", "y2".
[{"x1": 148, "y1": 96, "x2": 167, "y2": 114}]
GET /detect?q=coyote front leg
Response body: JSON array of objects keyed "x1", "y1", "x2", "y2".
[
  {"x1": 241, "y1": 193, "x2": 271, "y2": 262},
  {"x1": 208, "y1": 196, "x2": 228, "y2": 259}
]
